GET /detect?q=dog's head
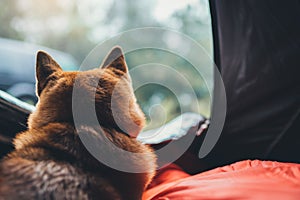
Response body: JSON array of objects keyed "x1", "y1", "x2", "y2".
[{"x1": 29, "y1": 46, "x2": 145, "y2": 137}]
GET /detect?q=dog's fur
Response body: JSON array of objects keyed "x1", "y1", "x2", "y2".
[{"x1": 0, "y1": 47, "x2": 157, "y2": 200}]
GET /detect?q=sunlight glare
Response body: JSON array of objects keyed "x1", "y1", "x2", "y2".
[{"x1": 153, "y1": 0, "x2": 198, "y2": 21}]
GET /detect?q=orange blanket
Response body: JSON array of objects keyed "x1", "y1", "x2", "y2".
[{"x1": 144, "y1": 160, "x2": 300, "y2": 200}]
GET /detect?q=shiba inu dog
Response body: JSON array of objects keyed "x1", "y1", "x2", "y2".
[{"x1": 0, "y1": 47, "x2": 157, "y2": 200}]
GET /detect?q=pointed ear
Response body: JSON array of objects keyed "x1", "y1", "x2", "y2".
[
  {"x1": 101, "y1": 46, "x2": 128, "y2": 73},
  {"x1": 36, "y1": 51, "x2": 62, "y2": 96}
]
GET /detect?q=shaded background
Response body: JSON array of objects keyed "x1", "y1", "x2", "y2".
[{"x1": 0, "y1": 0, "x2": 213, "y2": 129}]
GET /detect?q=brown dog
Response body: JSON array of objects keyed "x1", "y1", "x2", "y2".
[{"x1": 0, "y1": 47, "x2": 156, "y2": 200}]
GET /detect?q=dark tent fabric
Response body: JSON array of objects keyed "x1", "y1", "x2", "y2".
[{"x1": 204, "y1": 0, "x2": 300, "y2": 168}]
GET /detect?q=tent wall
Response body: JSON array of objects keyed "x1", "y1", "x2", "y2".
[{"x1": 207, "y1": 0, "x2": 300, "y2": 167}]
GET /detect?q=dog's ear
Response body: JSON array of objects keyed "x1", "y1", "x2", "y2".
[
  {"x1": 36, "y1": 51, "x2": 62, "y2": 96},
  {"x1": 101, "y1": 46, "x2": 128, "y2": 73}
]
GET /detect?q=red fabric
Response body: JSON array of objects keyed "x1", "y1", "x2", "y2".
[{"x1": 143, "y1": 160, "x2": 300, "y2": 200}]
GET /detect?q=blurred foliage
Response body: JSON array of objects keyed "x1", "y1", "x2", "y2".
[
  {"x1": 0, "y1": 0, "x2": 213, "y2": 128},
  {"x1": 0, "y1": 1, "x2": 24, "y2": 40}
]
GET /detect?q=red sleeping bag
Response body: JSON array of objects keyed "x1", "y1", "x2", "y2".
[{"x1": 143, "y1": 160, "x2": 300, "y2": 200}]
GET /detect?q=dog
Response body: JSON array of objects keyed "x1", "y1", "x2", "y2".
[{"x1": 0, "y1": 47, "x2": 157, "y2": 200}]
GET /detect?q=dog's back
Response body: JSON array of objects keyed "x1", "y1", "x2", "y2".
[{"x1": 0, "y1": 124, "x2": 119, "y2": 199}]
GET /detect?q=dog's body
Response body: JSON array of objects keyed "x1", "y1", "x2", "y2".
[{"x1": 0, "y1": 47, "x2": 156, "y2": 200}]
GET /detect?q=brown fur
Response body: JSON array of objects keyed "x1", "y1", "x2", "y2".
[{"x1": 0, "y1": 47, "x2": 157, "y2": 200}]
